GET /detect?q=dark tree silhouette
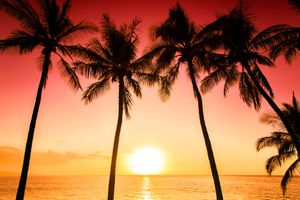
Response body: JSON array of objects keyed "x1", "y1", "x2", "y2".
[
  {"x1": 146, "y1": 4, "x2": 223, "y2": 199},
  {"x1": 288, "y1": 0, "x2": 300, "y2": 12},
  {"x1": 0, "y1": 0, "x2": 96, "y2": 199},
  {"x1": 256, "y1": 94, "x2": 300, "y2": 195},
  {"x1": 255, "y1": 0, "x2": 300, "y2": 63},
  {"x1": 201, "y1": 4, "x2": 300, "y2": 159},
  {"x1": 69, "y1": 15, "x2": 158, "y2": 200}
]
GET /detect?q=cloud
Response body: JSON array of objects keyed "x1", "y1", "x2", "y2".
[
  {"x1": 0, "y1": 146, "x2": 21, "y2": 163},
  {"x1": 0, "y1": 145, "x2": 109, "y2": 166}
]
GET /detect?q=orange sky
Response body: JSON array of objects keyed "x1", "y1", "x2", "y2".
[{"x1": 0, "y1": 0, "x2": 300, "y2": 176}]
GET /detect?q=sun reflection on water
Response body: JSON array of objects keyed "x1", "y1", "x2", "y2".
[{"x1": 141, "y1": 176, "x2": 152, "y2": 200}]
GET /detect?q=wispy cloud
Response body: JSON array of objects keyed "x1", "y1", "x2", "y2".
[{"x1": 0, "y1": 145, "x2": 109, "y2": 165}]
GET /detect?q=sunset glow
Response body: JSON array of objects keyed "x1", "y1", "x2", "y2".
[
  {"x1": 128, "y1": 147, "x2": 164, "y2": 175},
  {"x1": 0, "y1": 0, "x2": 299, "y2": 177}
]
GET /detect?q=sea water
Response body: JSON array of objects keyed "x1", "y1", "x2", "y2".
[{"x1": 0, "y1": 176, "x2": 299, "y2": 199}]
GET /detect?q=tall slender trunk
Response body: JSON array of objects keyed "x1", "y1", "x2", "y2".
[
  {"x1": 188, "y1": 60, "x2": 223, "y2": 200},
  {"x1": 16, "y1": 51, "x2": 51, "y2": 200},
  {"x1": 107, "y1": 79, "x2": 124, "y2": 200},
  {"x1": 244, "y1": 63, "x2": 300, "y2": 158}
]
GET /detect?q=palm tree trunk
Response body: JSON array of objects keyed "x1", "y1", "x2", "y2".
[
  {"x1": 16, "y1": 51, "x2": 51, "y2": 200},
  {"x1": 188, "y1": 60, "x2": 223, "y2": 200},
  {"x1": 244, "y1": 63, "x2": 300, "y2": 158},
  {"x1": 107, "y1": 79, "x2": 124, "y2": 200}
]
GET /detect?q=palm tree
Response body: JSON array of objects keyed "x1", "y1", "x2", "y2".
[
  {"x1": 146, "y1": 4, "x2": 223, "y2": 199},
  {"x1": 0, "y1": 0, "x2": 96, "y2": 199},
  {"x1": 256, "y1": 94, "x2": 300, "y2": 195},
  {"x1": 255, "y1": 0, "x2": 300, "y2": 64},
  {"x1": 200, "y1": 4, "x2": 300, "y2": 159},
  {"x1": 70, "y1": 15, "x2": 158, "y2": 200}
]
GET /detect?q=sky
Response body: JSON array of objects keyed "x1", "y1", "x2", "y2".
[{"x1": 0, "y1": 0, "x2": 300, "y2": 176}]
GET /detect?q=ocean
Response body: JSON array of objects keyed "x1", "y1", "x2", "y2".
[{"x1": 0, "y1": 176, "x2": 299, "y2": 200}]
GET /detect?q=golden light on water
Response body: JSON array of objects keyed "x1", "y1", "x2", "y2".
[{"x1": 128, "y1": 147, "x2": 164, "y2": 175}]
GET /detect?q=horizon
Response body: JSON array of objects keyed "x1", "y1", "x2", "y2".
[{"x1": 0, "y1": 171, "x2": 293, "y2": 177}]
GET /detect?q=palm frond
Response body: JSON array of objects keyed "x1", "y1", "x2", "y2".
[
  {"x1": 239, "y1": 71, "x2": 261, "y2": 110},
  {"x1": 252, "y1": 24, "x2": 293, "y2": 50},
  {"x1": 123, "y1": 87, "x2": 133, "y2": 119},
  {"x1": 35, "y1": 52, "x2": 52, "y2": 88},
  {"x1": 281, "y1": 159, "x2": 300, "y2": 195},
  {"x1": 162, "y1": 3, "x2": 191, "y2": 43},
  {"x1": 58, "y1": 0, "x2": 72, "y2": 24},
  {"x1": 57, "y1": 21, "x2": 98, "y2": 43},
  {"x1": 159, "y1": 62, "x2": 180, "y2": 100},
  {"x1": 223, "y1": 66, "x2": 240, "y2": 96},
  {"x1": 253, "y1": 64, "x2": 274, "y2": 98},
  {"x1": 292, "y1": 93, "x2": 300, "y2": 114},
  {"x1": 158, "y1": 76, "x2": 170, "y2": 101},
  {"x1": 278, "y1": 142, "x2": 296, "y2": 155},
  {"x1": 260, "y1": 111, "x2": 283, "y2": 128},
  {"x1": 194, "y1": 52, "x2": 228, "y2": 72},
  {"x1": 127, "y1": 17, "x2": 141, "y2": 39},
  {"x1": 56, "y1": 0, "x2": 76, "y2": 35},
  {"x1": 129, "y1": 45, "x2": 165, "y2": 73},
  {"x1": 64, "y1": 45, "x2": 110, "y2": 64},
  {"x1": 101, "y1": 14, "x2": 138, "y2": 65},
  {"x1": 250, "y1": 53, "x2": 274, "y2": 67},
  {"x1": 126, "y1": 77, "x2": 142, "y2": 98},
  {"x1": 73, "y1": 61, "x2": 110, "y2": 79},
  {"x1": 288, "y1": 0, "x2": 300, "y2": 13},
  {"x1": 82, "y1": 77, "x2": 110, "y2": 104},
  {"x1": 265, "y1": 151, "x2": 295, "y2": 174},
  {"x1": 186, "y1": 59, "x2": 202, "y2": 82},
  {"x1": 201, "y1": 67, "x2": 227, "y2": 94},
  {"x1": 256, "y1": 132, "x2": 291, "y2": 151},
  {"x1": 213, "y1": 6, "x2": 256, "y2": 50},
  {"x1": 272, "y1": 131, "x2": 292, "y2": 140},
  {"x1": 134, "y1": 72, "x2": 160, "y2": 87},
  {"x1": 269, "y1": 35, "x2": 299, "y2": 62},
  {"x1": 153, "y1": 46, "x2": 177, "y2": 75},
  {"x1": 88, "y1": 38, "x2": 114, "y2": 63},
  {"x1": 0, "y1": 30, "x2": 40, "y2": 54},
  {"x1": 101, "y1": 13, "x2": 116, "y2": 39},
  {"x1": 254, "y1": 26, "x2": 299, "y2": 62},
  {"x1": 40, "y1": 0, "x2": 60, "y2": 36},
  {"x1": 0, "y1": 0, "x2": 46, "y2": 36},
  {"x1": 285, "y1": 45, "x2": 298, "y2": 64},
  {"x1": 55, "y1": 44, "x2": 72, "y2": 59},
  {"x1": 58, "y1": 57, "x2": 81, "y2": 91}
]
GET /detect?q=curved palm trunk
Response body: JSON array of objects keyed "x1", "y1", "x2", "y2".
[
  {"x1": 107, "y1": 79, "x2": 124, "y2": 200},
  {"x1": 244, "y1": 63, "x2": 300, "y2": 158},
  {"x1": 16, "y1": 51, "x2": 51, "y2": 200},
  {"x1": 188, "y1": 60, "x2": 223, "y2": 200}
]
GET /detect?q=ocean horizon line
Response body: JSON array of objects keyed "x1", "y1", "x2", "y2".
[{"x1": 0, "y1": 173, "x2": 295, "y2": 177}]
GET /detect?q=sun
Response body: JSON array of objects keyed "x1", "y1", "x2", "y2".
[{"x1": 128, "y1": 146, "x2": 165, "y2": 175}]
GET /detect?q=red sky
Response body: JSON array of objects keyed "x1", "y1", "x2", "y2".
[{"x1": 0, "y1": 0, "x2": 299, "y2": 176}]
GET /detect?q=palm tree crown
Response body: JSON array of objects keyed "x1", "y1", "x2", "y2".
[
  {"x1": 256, "y1": 94, "x2": 300, "y2": 195},
  {"x1": 0, "y1": 0, "x2": 96, "y2": 89},
  {"x1": 73, "y1": 14, "x2": 157, "y2": 116},
  {"x1": 201, "y1": 6, "x2": 274, "y2": 110},
  {"x1": 150, "y1": 4, "x2": 219, "y2": 99}
]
